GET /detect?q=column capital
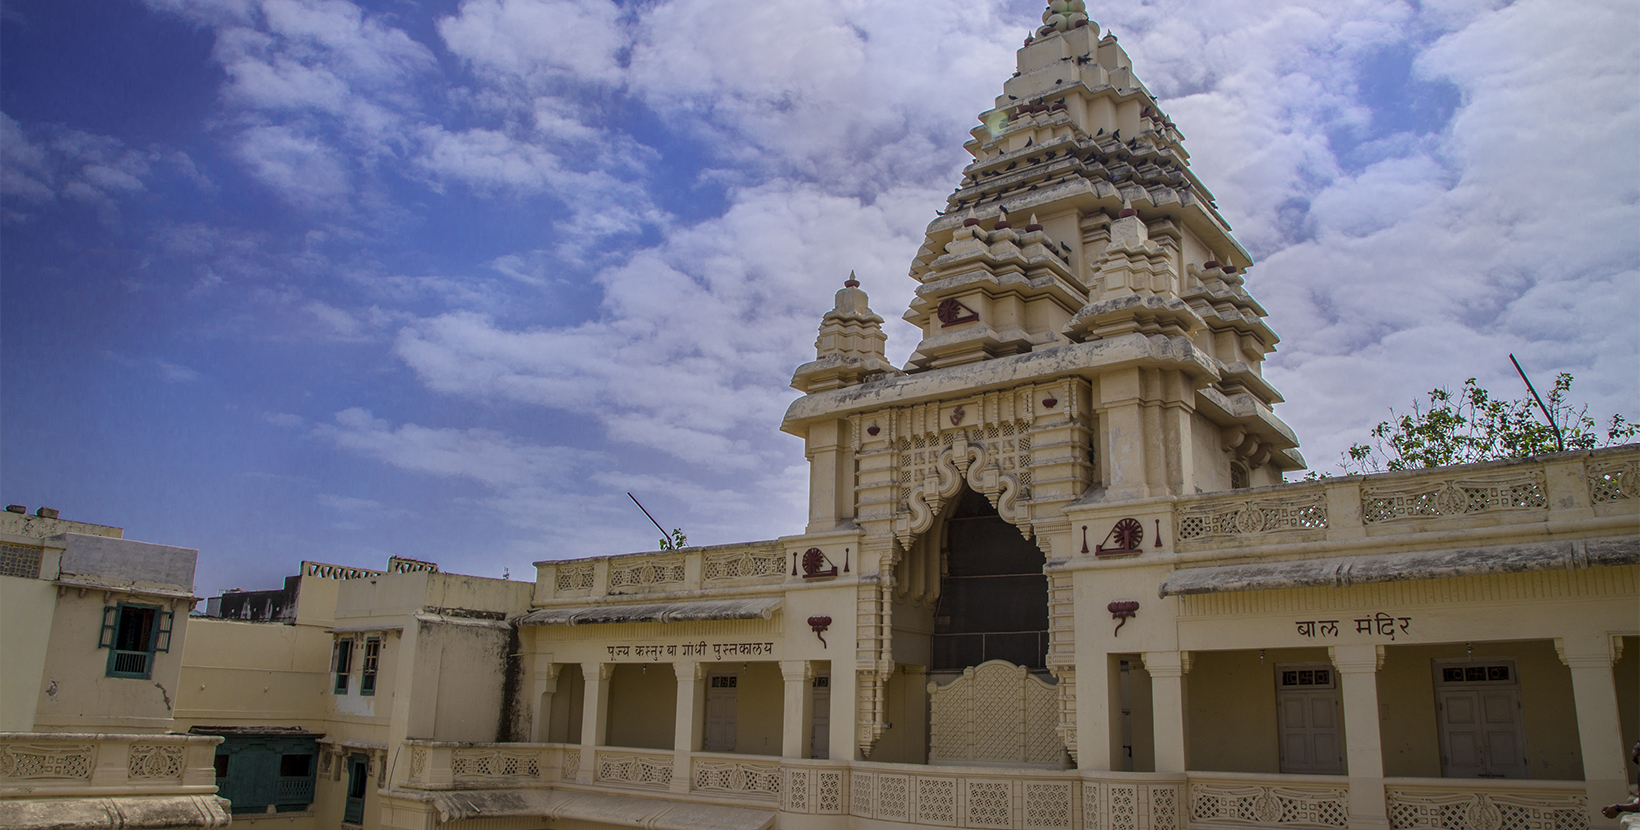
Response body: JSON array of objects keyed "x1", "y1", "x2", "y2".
[
  {"x1": 1555, "y1": 635, "x2": 1625, "y2": 668},
  {"x1": 1329, "y1": 644, "x2": 1384, "y2": 673},
  {"x1": 674, "y1": 660, "x2": 705, "y2": 681},
  {"x1": 533, "y1": 655, "x2": 560, "y2": 680},
  {"x1": 1141, "y1": 650, "x2": 1190, "y2": 678},
  {"x1": 781, "y1": 660, "x2": 814, "y2": 682},
  {"x1": 583, "y1": 661, "x2": 614, "y2": 681}
]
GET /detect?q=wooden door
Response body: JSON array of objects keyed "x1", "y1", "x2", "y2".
[
  {"x1": 1276, "y1": 664, "x2": 1345, "y2": 775},
  {"x1": 810, "y1": 676, "x2": 830, "y2": 759},
  {"x1": 1438, "y1": 684, "x2": 1527, "y2": 778},
  {"x1": 704, "y1": 674, "x2": 738, "y2": 752}
]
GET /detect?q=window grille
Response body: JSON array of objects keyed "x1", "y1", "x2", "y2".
[{"x1": 0, "y1": 543, "x2": 44, "y2": 578}]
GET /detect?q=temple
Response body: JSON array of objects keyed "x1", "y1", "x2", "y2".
[{"x1": 2, "y1": 4, "x2": 1636, "y2": 830}]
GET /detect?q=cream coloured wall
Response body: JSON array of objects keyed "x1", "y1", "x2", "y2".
[
  {"x1": 549, "y1": 663, "x2": 584, "y2": 744},
  {"x1": 32, "y1": 589, "x2": 189, "y2": 732},
  {"x1": 1128, "y1": 657, "x2": 1155, "y2": 773},
  {"x1": 606, "y1": 663, "x2": 676, "y2": 750},
  {"x1": 173, "y1": 616, "x2": 332, "y2": 730},
  {"x1": 1184, "y1": 647, "x2": 1333, "y2": 774},
  {"x1": 733, "y1": 661, "x2": 783, "y2": 756},
  {"x1": 425, "y1": 619, "x2": 512, "y2": 742},
  {"x1": 1617, "y1": 636, "x2": 1638, "y2": 789},
  {"x1": 1377, "y1": 640, "x2": 1583, "y2": 780},
  {"x1": 0, "y1": 575, "x2": 56, "y2": 730},
  {"x1": 869, "y1": 665, "x2": 929, "y2": 765}
]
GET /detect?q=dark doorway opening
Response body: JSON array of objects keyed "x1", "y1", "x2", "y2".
[{"x1": 930, "y1": 488, "x2": 1049, "y2": 671}]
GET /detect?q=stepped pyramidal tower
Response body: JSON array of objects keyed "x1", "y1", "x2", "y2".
[{"x1": 785, "y1": 0, "x2": 1305, "y2": 764}]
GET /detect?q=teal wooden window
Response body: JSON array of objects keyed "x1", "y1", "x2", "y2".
[
  {"x1": 333, "y1": 638, "x2": 353, "y2": 694},
  {"x1": 360, "y1": 638, "x2": 380, "y2": 696},
  {"x1": 99, "y1": 602, "x2": 171, "y2": 679},
  {"x1": 212, "y1": 735, "x2": 318, "y2": 815}
]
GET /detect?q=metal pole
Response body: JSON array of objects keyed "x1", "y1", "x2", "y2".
[
  {"x1": 626, "y1": 492, "x2": 670, "y2": 538},
  {"x1": 1509, "y1": 354, "x2": 1564, "y2": 452}
]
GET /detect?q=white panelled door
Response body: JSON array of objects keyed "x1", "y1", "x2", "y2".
[
  {"x1": 1435, "y1": 660, "x2": 1527, "y2": 779},
  {"x1": 704, "y1": 674, "x2": 738, "y2": 752},
  {"x1": 810, "y1": 675, "x2": 830, "y2": 759},
  {"x1": 1276, "y1": 663, "x2": 1346, "y2": 775}
]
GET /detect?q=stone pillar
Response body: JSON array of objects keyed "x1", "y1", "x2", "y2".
[
  {"x1": 805, "y1": 419, "x2": 854, "y2": 533},
  {"x1": 1142, "y1": 651, "x2": 1189, "y2": 773},
  {"x1": 1074, "y1": 654, "x2": 1116, "y2": 770},
  {"x1": 781, "y1": 660, "x2": 815, "y2": 759},
  {"x1": 577, "y1": 662, "x2": 611, "y2": 785},
  {"x1": 530, "y1": 657, "x2": 560, "y2": 743},
  {"x1": 1558, "y1": 636, "x2": 1629, "y2": 828},
  {"x1": 1099, "y1": 369, "x2": 1154, "y2": 501},
  {"x1": 672, "y1": 661, "x2": 705, "y2": 793},
  {"x1": 1331, "y1": 645, "x2": 1389, "y2": 830},
  {"x1": 830, "y1": 661, "x2": 860, "y2": 762}
]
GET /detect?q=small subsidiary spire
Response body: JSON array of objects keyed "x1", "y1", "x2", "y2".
[{"x1": 1040, "y1": 0, "x2": 1090, "y2": 35}]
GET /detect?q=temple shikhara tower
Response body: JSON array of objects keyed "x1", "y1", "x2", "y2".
[{"x1": 3, "y1": 5, "x2": 1635, "y2": 830}]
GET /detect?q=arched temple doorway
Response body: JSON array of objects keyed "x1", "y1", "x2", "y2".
[{"x1": 900, "y1": 486, "x2": 1065, "y2": 768}]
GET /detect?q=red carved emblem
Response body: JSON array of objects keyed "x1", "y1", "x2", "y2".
[
  {"x1": 936, "y1": 298, "x2": 979, "y2": 327},
  {"x1": 1095, "y1": 518, "x2": 1144, "y2": 555}
]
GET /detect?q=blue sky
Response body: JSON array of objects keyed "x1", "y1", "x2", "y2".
[{"x1": 3, "y1": 0, "x2": 1635, "y2": 599}]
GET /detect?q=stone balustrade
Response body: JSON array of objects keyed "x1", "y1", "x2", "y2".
[
  {"x1": 400, "y1": 740, "x2": 564, "y2": 790},
  {"x1": 1384, "y1": 777, "x2": 1589, "y2": 830},
  {"x1": 690, "y1": 751, "x2": 781, "y2": 799},
  {"x1": 1170, "y1": 447, "x2": 1636, "y2": 555},
  {"x1": 536, "y1": 540, "x2": 792, "y2": 600},
  {"x1": 387, "y1": 741, "x2": 1617, "y2": 830},
  {"x1": 1187, "y1": 771, "x2": 1350, "y2": 828},
  {"x1": 0, "y1": 732, "x2": 221, "y2": 798}
]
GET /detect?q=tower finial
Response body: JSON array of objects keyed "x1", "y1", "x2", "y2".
[
  {"x1": 1040, "y1": 0, "x2": 1090, "y2": 35},
  {"x1": 844, "y1": 270, "x2": 860, "y2": 288}
]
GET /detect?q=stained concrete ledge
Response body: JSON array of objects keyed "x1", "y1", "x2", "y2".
[
  {"x1": 1159, "y1": 536, "x2": 1640, "y2": 597},
  {"x1": 430, "y1": 788, "x2": 776, "y2": 830},
  {"x1": 518, "y1": 596, "x2": 782, "y2": 626},
  {"x1": 0, "y1": 795, "x2": 231, "y2": 830}
]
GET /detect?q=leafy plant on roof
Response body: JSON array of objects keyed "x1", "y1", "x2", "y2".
[{"x1": 1339, "y1": 373, "x2": 1637, "y2": 475}]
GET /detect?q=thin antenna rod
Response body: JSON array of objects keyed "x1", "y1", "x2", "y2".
[
  {"x1": 1509, "y1": 354, "x2": 1564, "y2": 452},
  {"x1": 626, "y1": 492, "x2": 669, "y2": 538}
]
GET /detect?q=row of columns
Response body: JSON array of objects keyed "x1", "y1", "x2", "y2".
[
  {"x1": 1120, "y1": 636, "x2": 1629, "y2": 829},
  {"x1": 530, "y1": 659, "x2": 837, "y2": 792}
]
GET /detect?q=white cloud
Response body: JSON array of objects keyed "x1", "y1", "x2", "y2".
[
  {"x1": 232, "y1": 124, "x2": 352, "y2": 210},
  {"x1": 393, "y1": 180, "x2": 935, "y2": 470},
  {"x1": 154, "y1": 359, "x2": 203, "y2": 383},
  {"x1": 314, "y1": 407, "x2": 603, "y2": 488},
  {"x1": 0, "y1": 113, "x2": 200, "y2": 221},
  {"x1": 437, "y1": 0, "x2": 626, "y2": 84},
  {"x1": 625, "y1": 0, "x2": 1022, "y2": 193}
]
